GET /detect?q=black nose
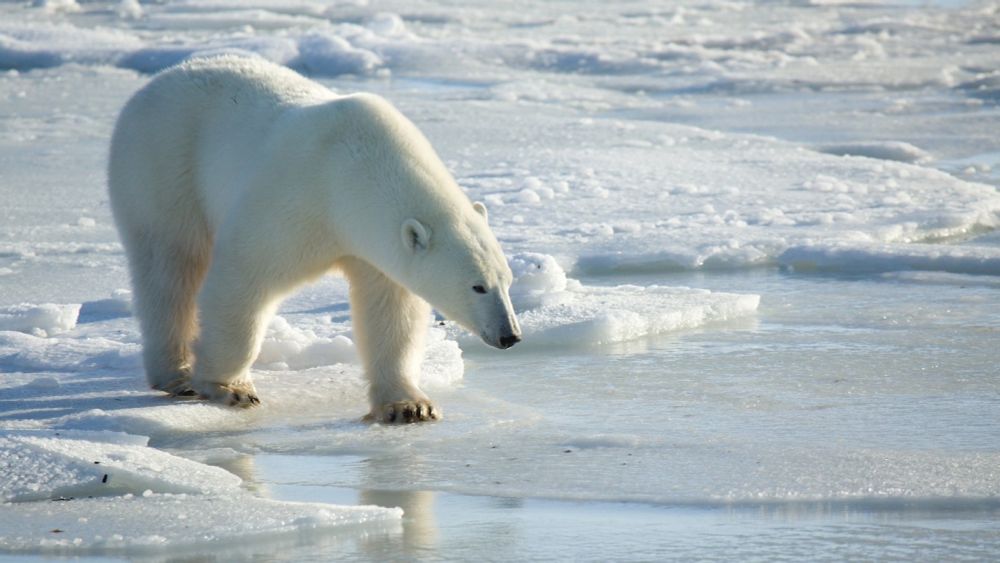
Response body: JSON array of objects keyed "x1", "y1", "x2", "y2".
[{"x1": 499, "y1": 334, "x2": 521, "y2": 349}]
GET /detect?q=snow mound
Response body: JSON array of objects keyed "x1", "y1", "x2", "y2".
[
  {"x1": 291, "y1": 31, "x2": 383, "y2": 77},
  {"x1": 508, "y1": 252, "x2": 574, "y2": 309},
  {"x1": 0, "y1": 303, "x2": 80, "y2": 337},
  {"x1": 815, "y1": 141, "x2": 932, "y2": 163},
  {"x1": 257, "y1": 316, "x2": 357, "y2": 370},
  {"x1": 780, "y1": 243, "x2": 1000, "y2": 275},
  {"x1": 255, "y1": 315, "x2": 462, "y2": 387}
]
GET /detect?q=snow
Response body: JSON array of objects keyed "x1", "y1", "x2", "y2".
[
  {"x1": 0, "y1": 0, "x2": 998, "y2": 558},
  {"x1": 0, "y1": 303, "x2": 80, "y2": 336}
]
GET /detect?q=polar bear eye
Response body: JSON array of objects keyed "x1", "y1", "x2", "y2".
[{"x1": 472, "y1": 285, "x2": 487, "y2": 294}]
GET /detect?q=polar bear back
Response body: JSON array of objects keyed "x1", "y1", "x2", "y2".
[{"x1": 110, "y1": 56, "x2": 342, "y2": 231}]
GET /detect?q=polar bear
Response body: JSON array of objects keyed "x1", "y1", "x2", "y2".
[{"x1": 108, "y1": 55, "x2": 521, "y2": 423}]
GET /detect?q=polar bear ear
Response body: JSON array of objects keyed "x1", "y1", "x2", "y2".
[
  {"x1": 402, "y1": 218, "x2": 431, "y2": 253},
  {"x1": 472, "y1": 201, "x2": 488, "y2": 222}
]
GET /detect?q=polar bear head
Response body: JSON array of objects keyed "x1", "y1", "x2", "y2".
[
  {"x1": 324, "y1": 93, "x2": 521, "y2": 349},
  {"x1": 399, "y1": 202, "x2": 522, "y2": 349}
]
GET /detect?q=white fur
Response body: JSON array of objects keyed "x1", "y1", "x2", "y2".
[{"x1": 108, "y1": 55, "x2": 520, "y2": 422}]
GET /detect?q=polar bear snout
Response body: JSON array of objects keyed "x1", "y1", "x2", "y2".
[
  {"x1": 483, "y1": 323, "x2": 521, "y2": 350},
  {"x1": 498, "y1": 332, "x2": 521, "y2": 349},
  {"x1": 481, "y1": 299, "x2": 521, "y2": 350}
]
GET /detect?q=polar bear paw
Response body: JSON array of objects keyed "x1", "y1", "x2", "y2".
[
  {"x1": 195, "y1": 380, "x2": 261, "y2": 408},
  {"x1": 365, "y1": 400, "x2": 441, "y2": 424},
  {"x1": 153, "y1": 375, "x2": 200, "y2": 398}
]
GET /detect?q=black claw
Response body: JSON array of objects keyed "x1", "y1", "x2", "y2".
[{"x1": 175, "y1": 388, "x2": 198, "y2": 397}]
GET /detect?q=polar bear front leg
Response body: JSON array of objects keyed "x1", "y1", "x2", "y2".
[{"x1": 342, "y1": 258, "x2": 440, "y2": 423}]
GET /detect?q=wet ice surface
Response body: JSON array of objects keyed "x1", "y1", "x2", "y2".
[
  {"x1": 237, "y1": 271, "x2": 1000, "y2": 561},
  {"x1": 3, "y1": 270, "x2": 997, "y2": 560},
  {"x1": 2, "y1": 0, "x2": 1000, "y2": 559}
]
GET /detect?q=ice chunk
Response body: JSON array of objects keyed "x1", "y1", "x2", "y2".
[
  {"x1": 421, "y1": 326, "x2": 464, "y2": 388},
  {"x1": 292, "y1": 32, "x2": 383, "y2": 76},
  {"x1": 0, "y1": 428, "x2": 401, "y2": 553},
  {"x1": 462, "y1": 268, "x2": 759, "y2": 349},
  {"x1": 0, "y1": 493, "x2": 400, "y2": 553},
  {"x1": 0, "y1": 303, "x2": 81, "y2": 337},
  {"x1": 514, "y1": 285, "x2": 759, "y2": 347},
  {"x1": 0, "y1": 431, "x2": 242, "y2": 502},
  {"x1": 780, "y1": 243, "x2": 1000, "y2": 275},
  {"x1": 508, "y1": 252, "x2": 573, "y2": 309},
  {"x1": 493, "y1": 253, "x2": 760, "y2": 347}
]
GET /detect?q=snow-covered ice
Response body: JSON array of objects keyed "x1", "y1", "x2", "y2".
[
  {"x1": 0, "y1": 303, "x2": 80, "y2": 336},
  {"x1": 1, "y1": 0, "x2": 998, "y2": 559}
]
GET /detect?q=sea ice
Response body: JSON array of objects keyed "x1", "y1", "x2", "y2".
[
  {"x1": 0, "y1": 430, "x2": 241, "y2": 502},
  {"x1": 0, "y1": 0, "x2": 998, "y2": 557},
  {"x1": 780, "y1": 242, "x2": 1000, "y2": 275},
  {"x1": 0, "y1": 428, "x2": 401, "y2": 553},
  {"x1": 0, "y1": 493, "x2": 400, "y2": 554}
]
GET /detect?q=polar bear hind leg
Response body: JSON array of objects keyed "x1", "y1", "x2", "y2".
[{"x1": 123, "y1": 227, "x2": 211, "y2": 397}]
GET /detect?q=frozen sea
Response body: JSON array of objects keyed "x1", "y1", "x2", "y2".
[{"x1": 1, "y1": 0, "x2": 999, "y2": 560}]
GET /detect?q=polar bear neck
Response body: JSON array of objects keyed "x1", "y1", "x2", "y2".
[{"x1": 301, "y1": 93, "x2": 474, "y2": 279}]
